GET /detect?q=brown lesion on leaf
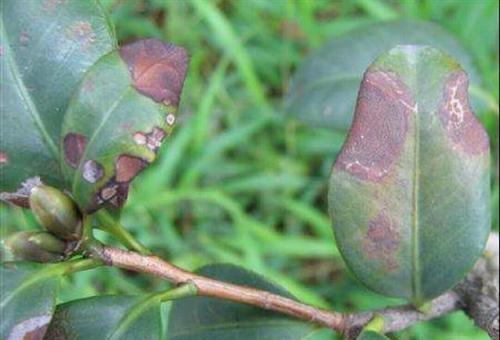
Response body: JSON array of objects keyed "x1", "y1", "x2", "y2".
[
  {"x1": 119, "y1": 39, "x2": 188, "y2": 106},
  {"x1": 63, "y1": 133, "x2": 87, "y2": 168},
  {"x1": 166, "y1": 113, "x2": 176, "y2": 126},
  {"x1": 439, "y1": 71, "x2": 489, "y2": 155},
  {"x1": 82, "y1": 160, "x2": 104, "y2": 183},
  {"x1": 363, "y1": 211, "x2": 401, "y2": 271},
  {"x1": 66, "y1": 21, "x2": 96, "y2": 51},
  {"x1": 133, "y1": 127, "x2": 166, "y2": 153},
  {"x1": 334, "y1": 70, "x2": 414, "y2": 182},
  {"x1": 6, "y1": 315, "x2": 51, "y2": 340},
  {"x1": 0, "y1": 151, "x2": 8, "y2": 165},
  {"x1": 116, "y1": 155, "x2": 147, "y2": 183},
  {"x1": 88, "y1": 155, "x2": 149, "y2": 212},
  {"x1": 0, "y1": 177, "x2": 42, "y2": 208}
]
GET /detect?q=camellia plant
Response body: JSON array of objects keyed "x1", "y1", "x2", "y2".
[{"x1": 0, "y1": 1, "x2": 497, "y2": 340}]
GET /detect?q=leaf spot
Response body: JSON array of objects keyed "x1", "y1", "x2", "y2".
[
  {"x1": 166, "y1": 113, "x2": 176, "y2": 126},
  {"x1": 363, "y1": 211, "x2": 401, "y2": 271},
  {"x1": 439, "y1": 71, "x2": 489, "y2": 155},
  {"x1": 63, "y1": 133, "x2": 87, "y2": 168},
  {"x1": 82, "y1": 160, "x2": 104, "y2": 183},
  {"x1": 116, "y1": 155, "x2": 147, "y2": 183},
  {"x1": 334, "y1": 70, "x2": 412, "y2": 182},
  {"x1": 119, "y1": 39, "x2": 188, "y2": 105},
  {"x1": 66, "y1": 21, "x2": 95, "y2": 51}
]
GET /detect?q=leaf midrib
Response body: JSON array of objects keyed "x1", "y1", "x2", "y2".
[
  {"x1": 0, "y1": 17, "x2": 59, "y2": 159},
  {"x1": 410, "y1": 65, "x2": 421, "y2": 303}
]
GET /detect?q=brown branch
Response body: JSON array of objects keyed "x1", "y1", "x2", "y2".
[
  {"x1": 88, "y1": 233, "x2": 499, "y2": 339},
  {"x1": 89, "y1": 243, "x2": 345, "y2": 331}
]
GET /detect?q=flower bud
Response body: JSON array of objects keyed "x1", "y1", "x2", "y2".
[
  {"x1": 29, "y1": 185, "x2": 82, "y2": 241},
  {"x1": 5, "y1": 231, "x2": 66, "y2": 262}
]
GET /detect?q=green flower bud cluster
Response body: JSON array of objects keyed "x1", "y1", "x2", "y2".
[{"x1": 5, "y1": 184, "x2": 83, "y2": 263}]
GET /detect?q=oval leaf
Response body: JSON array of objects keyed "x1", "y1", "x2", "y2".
[
  {"x1": 167, "y1": 264, "x2": 317, "y2": 340},
  {"x1": 0, "y1": 0, "x2": 115, "y2": 199},
  {"x1": 61, "y1": 39, "x2": 188, "y2": 212},
  {"x1": 328, "y1": 45, "x2": 490, "y2": 303},
  {"x1": 45, "y1": 295, "x2": 162, "y2": 340},
  {"x1": 286, "y1": 20, "x2": 481, "y2": 131},
  {"x1": 0, "y1": 262, "x2": 60, "y2": 339}
]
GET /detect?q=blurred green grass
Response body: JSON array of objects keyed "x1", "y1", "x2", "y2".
[{"x1": 1, "y1": 0, "x2": 497, "y2": 339}]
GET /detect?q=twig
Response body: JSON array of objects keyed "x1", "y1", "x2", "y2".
[
  {"x1": 89, "y1": 242, "x2": 345, "y2": 331},
  {"x1": 87, "y1": 233, "x2": 499, "y2": 339}
]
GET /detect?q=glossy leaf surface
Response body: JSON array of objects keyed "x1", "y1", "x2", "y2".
[
  {"x1": 329, "y1": 46, "x2": 490, "y2": 303},
  {"x1": 286, "y1": 21, "x2": 481, "y2": 131},
  {"x1": 0, "y1": 0, "x2": 115, "y2": 192},
  {"x1": 0, "y1": 262, "x2": 60, "y2": 339},
  {"x1": 168, "y1": 264, "x2": 317, "y2": 340},
  {"x1": 61, "y1": 39, "x2": 188, "y2": 212},
  {"x1": 45, "y1": 295, "x2": 162, "y2": 340}
]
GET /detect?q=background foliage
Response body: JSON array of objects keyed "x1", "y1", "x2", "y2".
[{"x1": 1, "y1": 0, "x2": 498, "y2": 339}]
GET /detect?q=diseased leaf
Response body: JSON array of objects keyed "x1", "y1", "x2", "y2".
[
  {"x1": 0, "y1": 262, "x2": 60, "y2": 339},
  {"x1": 61, "y1": 39, "x2": 188, "y2": 212},
  {"x1": 0, "y1": 0, "x2": 115, "y2": 197},
  {"x1": 329, "y1": 45, "x2": 490, "y2": 304},
  {"x1": 167, "y1": 264, "x2": 317, "y2": 340},
  {"x1": 45, "y1": 295, "x2": 162, "y2": 340},
  {"x1": 286, "y1": 20, "x2": 482, "y2": 131}
]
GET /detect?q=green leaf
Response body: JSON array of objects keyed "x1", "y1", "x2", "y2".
[
  {"x1": 329, "y1": 45, "x2": 490, "y2": 303},
  {"x1": 167, "y1": 264, "x2": 317, "y2": 340},
  {"x1": 0, "y1": 0, "x2": 115, "y2": 195},
  {"x1": 286, "y1": 20, "x2": 482, "y2": 131},
  {"x1": 356, "y1": 330, "x2": 391, "y2": 340},
  {"x1": 0, "y1": 262, "x2": 60, "y2": 339},
  {"x1": 45, "y1": 295, "x2": 162, "y2": 340},
  {"x1": 61, "y1": 39, "x2": 188, "y2": 212}
]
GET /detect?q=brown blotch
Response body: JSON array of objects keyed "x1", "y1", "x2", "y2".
[
  {"x1": 119, "y1": 39, "x2": 188, "y2": 105},
  {"x1": 334, "y1": 70, "x2": 413, "y2": 182},
  {"x1": 439, "y1": 71, "x2": 489, "y2": 155},
  {"x1": 7, "y1": 315, "x2": 51, "y2": 340},
  {"x1": 90, "y1": 179, "x2": 130, "y2": 213},
  {"x1": 0, "y1": 151, "x2": 8, "y2": 165},
  {"x1": 116, "y1": 155, "x2": 147, "y2": 183},
  {"x1": 82, "y1": 160, "x2": 104, "y2": 183},
  {"x1": 363, "y1": 211, "x2": 401, "y2": 271},
  {"x1": 63, "y1": 133, "x2": 87, "y2": 168},
  {"x1": 133, "y1": 127, "x2": 166, "y2": 152}
]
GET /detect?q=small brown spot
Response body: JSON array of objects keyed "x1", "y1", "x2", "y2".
[
  {"x1": 363, "y1": 211, "x2": 401, "y2": 271},
  {"x1": 334, "y1": 70, "x2": 413, "y2": 182},
  {"x1": 7, "y1": 315, "x2": 51, "y2": 340},
  {"x1": 63, "y1": 133, "x2": 87, "y2": 168},
  {"x1": 116, "y1": 155, "x2": 147, "y2": 183},
  {"x1": 82, "y1": 160, "x2": 104, "y2": 183},
  {"x1": 0, "y1": 151, "x2": 8, "y2": 165},
  {"x1": 119, "y1": 39, "x2": 188, "y2": 105},
  {"x1": 439, "y1": 71, "x2": 489, "y2": 155},
  {"x1": 66, "y1": 21, "x2": 95, "y2": 51}
]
